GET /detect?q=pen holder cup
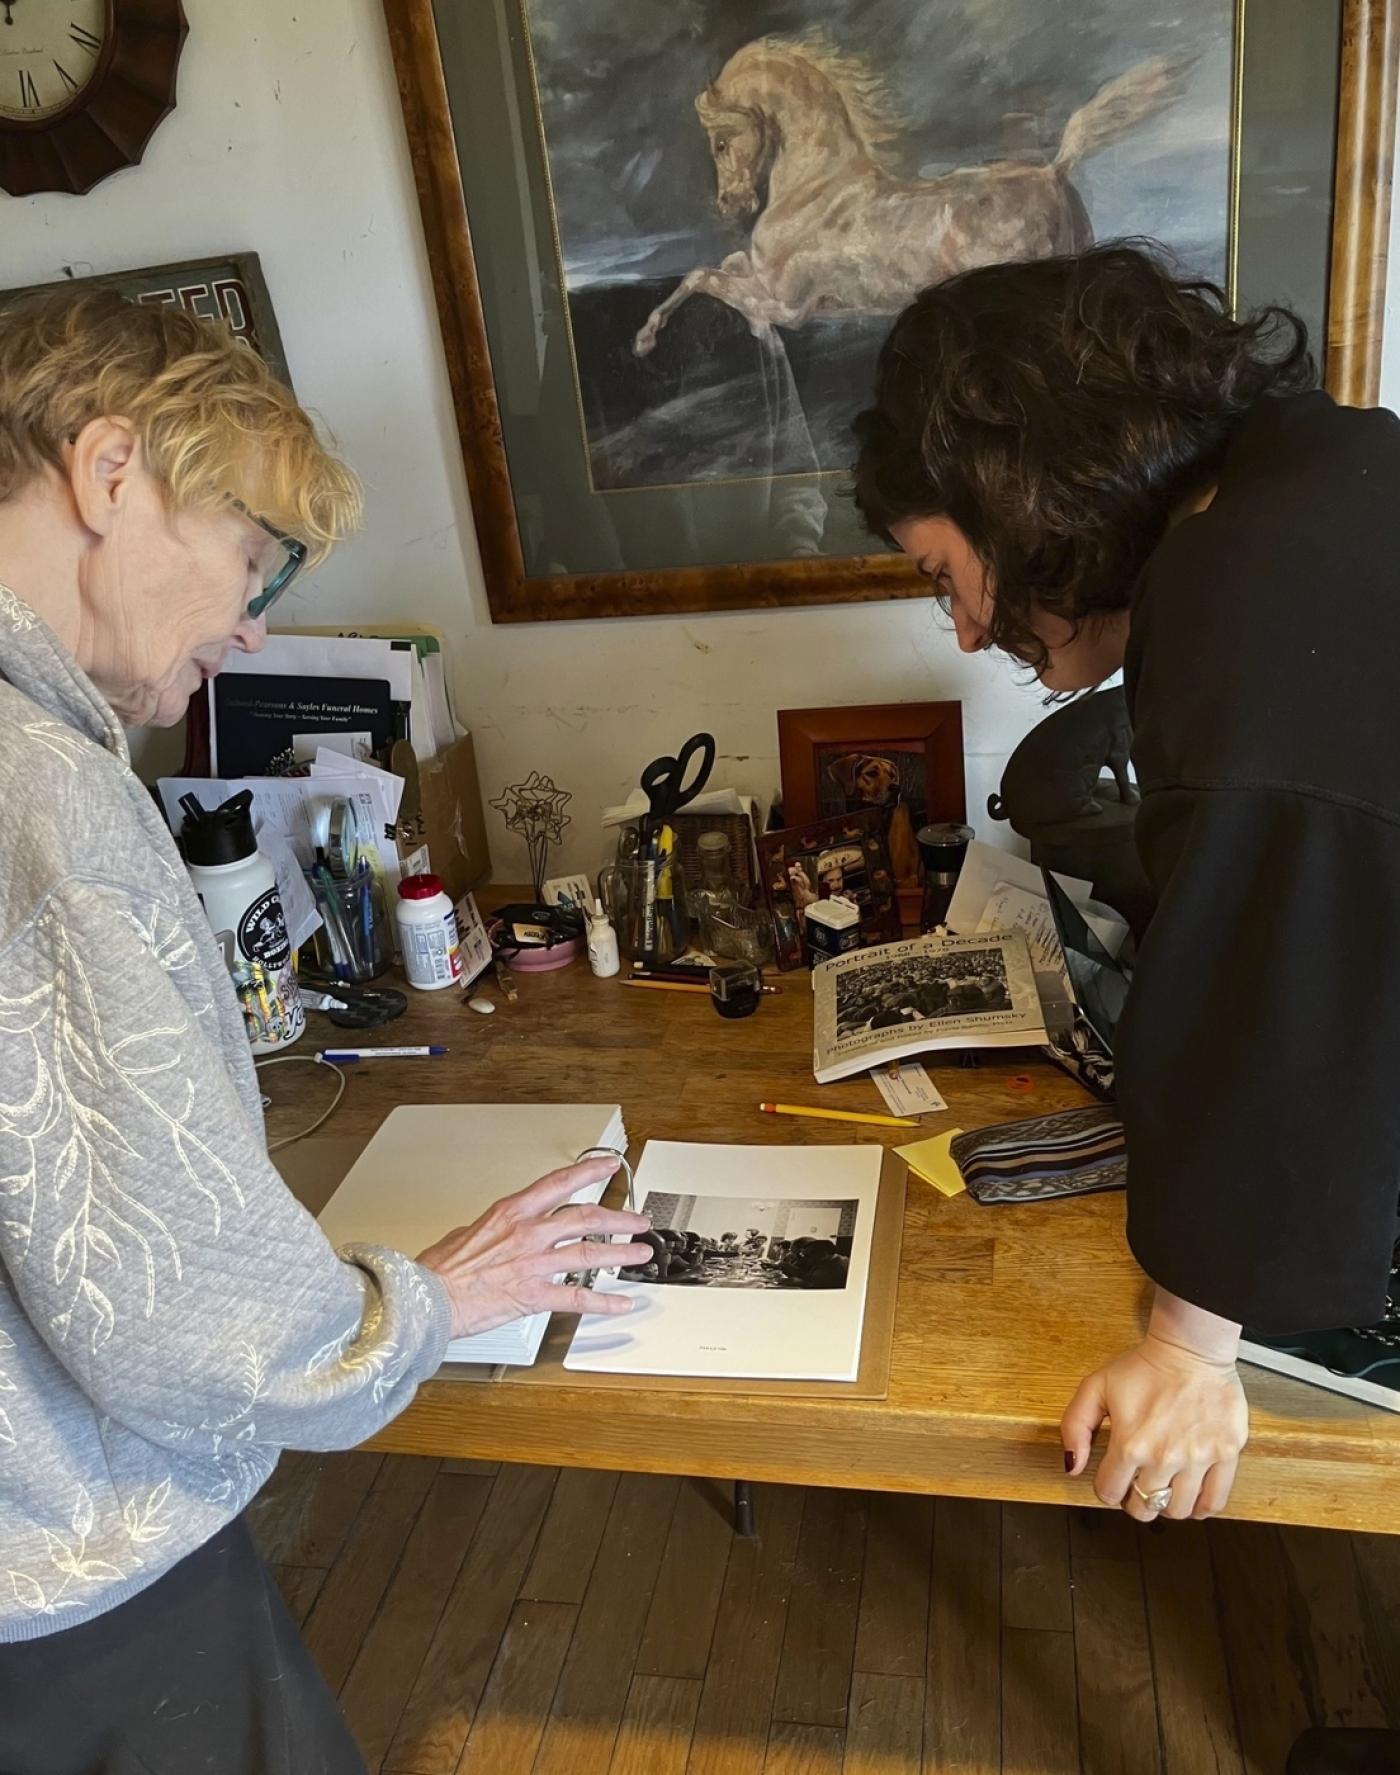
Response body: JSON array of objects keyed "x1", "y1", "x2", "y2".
[
  {"x1": 308, "y1": 872, "x2": 392, "y2": 984},
  {"x1": 598, "y1": 856, "x2": 692, "y2": 964}
]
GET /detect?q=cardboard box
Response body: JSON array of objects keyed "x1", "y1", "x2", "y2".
[{"x1": 390, "y1": 734, "x2": 491, "y2": 900}]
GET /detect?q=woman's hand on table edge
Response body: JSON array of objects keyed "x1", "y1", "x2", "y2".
[
  {"x1": 1060, "y1": 1287, "x2": 1249, "y2": 1523},
  {"x1": 416, "y1": 1156, "x2": 653, "y2": 1340}
]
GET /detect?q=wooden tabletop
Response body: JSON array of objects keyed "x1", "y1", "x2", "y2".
[{"x1": 265, "y1": 936, "x2": 1400, "y2": 1534}]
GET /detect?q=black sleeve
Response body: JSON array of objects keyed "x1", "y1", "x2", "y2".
[{"x1": 1116, "y1": 784, "x2": 1400, "y2": 1334}]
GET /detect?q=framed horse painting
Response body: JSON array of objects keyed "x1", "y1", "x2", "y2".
[{"x1": 384, "y1": 0, "x2": 1396, "y2": 624}]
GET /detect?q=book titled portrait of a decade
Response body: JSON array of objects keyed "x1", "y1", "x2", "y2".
[{"x1": 383, "y1": 0, "x2": 1385, "y2": 620}]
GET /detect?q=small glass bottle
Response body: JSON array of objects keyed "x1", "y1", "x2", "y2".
[
  {"x1": 587, "y1": 898, "x2": 621, "y2": 978},
  {"x1": 917, "y1": 823, "x2": 975, "y2": 933}
]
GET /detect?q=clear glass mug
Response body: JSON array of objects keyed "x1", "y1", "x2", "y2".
[{"x1": 598, "y1": 855, "x2": 691, "y2": 962}]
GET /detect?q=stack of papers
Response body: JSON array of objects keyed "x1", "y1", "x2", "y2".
[
  {"x1": 317, "y1": 1104, "x2": 628, "y2": 1367},
  {"x1": 158, "y1": 751, "x2": 410, "y2": 953}
]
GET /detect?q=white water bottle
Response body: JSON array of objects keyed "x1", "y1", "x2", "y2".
[
  {"x1": 587, "y1": 898, "x2": 620, "y2": 978},
  {"x1": 179, "y1": 789, "x2": 305, "y2": 1054},
  {"x1": 395, "y1": 873, "x2": 463, "y2": 990}
]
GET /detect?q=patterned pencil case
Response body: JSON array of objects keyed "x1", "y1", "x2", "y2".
[{"x1": 950, "y1": 1106, "x2": 1126, "y2": 1205}]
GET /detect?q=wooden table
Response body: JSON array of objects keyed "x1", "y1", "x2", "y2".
[{"x1": 266, "y1": 942, "x2": 1400, "y2": 1535}]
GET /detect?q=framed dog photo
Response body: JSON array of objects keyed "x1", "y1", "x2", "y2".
[
  {"x1": 778, "y1": 703, "x2": 966, "y2": 929},
  {"x1": 758, "y1": 808, "x2": 901, "y2": 971}
]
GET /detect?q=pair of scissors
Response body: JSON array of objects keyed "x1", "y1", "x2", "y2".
[
  {"x1": 639, "y1": 732, "x2": 716, "y2": 843},
  {"x1": 636, "y1": 733, "x2": 715, "y2": 956}
]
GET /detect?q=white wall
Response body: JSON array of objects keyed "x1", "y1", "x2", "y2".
[{"x1": 4, "y1": 0, "x2": 1397, "y2": 881}]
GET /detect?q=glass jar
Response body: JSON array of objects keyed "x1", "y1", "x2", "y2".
[
  {"x1": 693, "y1": 831, "x2": 774, "y2": 965},
  {"x1": 598, "y1": 854, "x2": 691, "y2": 962}
]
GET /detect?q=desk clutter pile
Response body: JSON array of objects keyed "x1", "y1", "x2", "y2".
[{"x1": 162, "y1": 699, "x2": 1400, "y2": 1411}]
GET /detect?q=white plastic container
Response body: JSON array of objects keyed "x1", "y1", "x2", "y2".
[
  {"x1": 586, "y1": 898, "x2": 621, "y2": 978},
  {"x1": 180, "y1": 788, "x2": 305, "y2": 1054},
  {"x1": 396, "y1": 873, "x2": 463, "y2": 990}
]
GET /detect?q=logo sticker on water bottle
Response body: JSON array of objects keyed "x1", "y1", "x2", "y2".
[{"x1": 238, "y1": 888, "x2": 291, "y2": 972}]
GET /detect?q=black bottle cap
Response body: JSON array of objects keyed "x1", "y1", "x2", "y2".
[
  {"x1": 178, "y1": 789, "x2": 258, "y2": 867},
  {"x1": 915, "y1": 822, "x2": 975, "y2": 868}
]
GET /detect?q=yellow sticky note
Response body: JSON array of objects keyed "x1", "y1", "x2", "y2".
[{"x1": 896, "y1": 1128, "x2": 967, "y2": 1198}]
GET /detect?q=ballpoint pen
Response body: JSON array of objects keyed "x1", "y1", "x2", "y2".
[{"x1": 318, "y1": 1046, "x2": 448, "y2": 1062}]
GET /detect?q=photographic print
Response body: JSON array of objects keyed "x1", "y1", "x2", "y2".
[
  {"x1": 525, "y1": 0, "x2": 1234, "y2": 496},
  {"x1": 621, "y1": 1192, "x2": 858, "y2": 1290},
  {"x1": 758, "y1": 807, "x2": 900, "y2": 969},
  {"x1": 779, "y1": 703, "x2": 965, "y2": 926},
  {"x1": 835, "y1": 942, "x2": 1013, "y2": 1039},
  {"x1": 819, "y1": 744, "x2": 927, "y2": 885}
]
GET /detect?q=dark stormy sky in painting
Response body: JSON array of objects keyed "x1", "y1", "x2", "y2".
[{"x1": 524, "y1": 0, "x2": 1233, "y2": 287}]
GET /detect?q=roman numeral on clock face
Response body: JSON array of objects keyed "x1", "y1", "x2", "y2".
[
  {"x1": 70, "y1": 23, "x2": 103, "y2": 53},
  {"x1": 18, "y1": 69, "x2": 40, "y2": 109}
]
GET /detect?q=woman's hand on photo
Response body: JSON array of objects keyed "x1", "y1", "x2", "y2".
[
  {"x1": 1060, "y1": 1288, "x2": 1249, "y2": 1522},
  {"x1": 416, "y1": 1157, "x2": 652, "y2": 1340}
]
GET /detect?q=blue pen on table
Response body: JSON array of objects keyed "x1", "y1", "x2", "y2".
[{"x1": 318, "y1": 1045, "x2": 449, "y2": 1063}]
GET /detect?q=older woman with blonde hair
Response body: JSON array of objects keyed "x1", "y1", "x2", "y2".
[{"x1": 0, "y1": 290, "x2": 650, "y2": 1774}]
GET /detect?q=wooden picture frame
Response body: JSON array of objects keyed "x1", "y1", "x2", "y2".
[
  {"x1": 0, "y1": 254, "x2": 293, "y2": 391},
  {"x1": 779, "y1": 703, "x2": 966, "y2": 930},
  {"x1": 758, "y1": 808, "x2": 901, "y2": 971},
  {"x1": 384, "y1": 0, "x2": 1397, "y2": 625}
]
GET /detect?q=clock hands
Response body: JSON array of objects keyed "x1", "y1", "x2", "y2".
[{"x1": 1, "y1": 4, "x2": 15, "y2": 29}]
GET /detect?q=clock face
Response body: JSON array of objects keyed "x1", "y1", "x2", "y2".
[{"x1": 0, "y1": 0, "x2": 108, "y2": 125}]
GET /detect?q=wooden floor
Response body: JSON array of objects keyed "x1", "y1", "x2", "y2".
[{"x1": 248, "y1": 1453, "x2": 1400, "y2": 1775}]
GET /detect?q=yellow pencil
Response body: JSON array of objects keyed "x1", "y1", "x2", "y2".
[
  {"x1": 619, "y1": 978, "x2": 709, "y2": 994},
  {"x1": 759, "y1": 1101, "x2": 920, "y2": 1129}
]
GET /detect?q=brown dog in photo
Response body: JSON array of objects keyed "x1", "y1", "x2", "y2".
[{"x1": 826, "y1": 752, "x2": 920, "y2": 882}]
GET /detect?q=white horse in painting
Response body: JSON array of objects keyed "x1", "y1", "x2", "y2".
[{"x1": 634, "y1": 35, "x2": 1192, "y2": 356}]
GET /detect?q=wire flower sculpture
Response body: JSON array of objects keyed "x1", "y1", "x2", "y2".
[{"x1": 490, "y1": 773, "x2": 573, "y2": 901}]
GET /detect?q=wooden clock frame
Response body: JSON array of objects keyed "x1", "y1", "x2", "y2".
[{"x1": 0, "y1": 0, "x2": 188, "y2": 198}]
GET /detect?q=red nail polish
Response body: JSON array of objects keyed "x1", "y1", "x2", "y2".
[{"x1": 1063, "y1": 1451, "x2": 1074, "y2": 1473}]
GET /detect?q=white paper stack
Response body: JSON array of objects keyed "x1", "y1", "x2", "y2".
[{"x1": 318, "y1": 1103, "x2": 627, "y2": 1367}]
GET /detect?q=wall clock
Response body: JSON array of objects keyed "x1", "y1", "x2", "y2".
[{"x1": 0, "y1": 0, "x2": 187, "y2": 198}]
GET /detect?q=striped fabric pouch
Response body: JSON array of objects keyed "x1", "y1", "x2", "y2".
[{"x1": 950, "y1": 1106, "x2": 1126, "y2": 1205}]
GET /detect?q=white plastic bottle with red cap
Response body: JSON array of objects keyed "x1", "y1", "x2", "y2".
[{"x1": 395, "y1": 873, "x2": 463, "y2": 990}]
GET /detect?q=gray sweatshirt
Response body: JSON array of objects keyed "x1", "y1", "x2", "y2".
[{"x1": 0, "y1": 584, "x2": 452, "y2": 1643}]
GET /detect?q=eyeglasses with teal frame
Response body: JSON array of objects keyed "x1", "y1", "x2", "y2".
[{"x1": 230, "y1": 499, "x2": 308, "y2": 620}]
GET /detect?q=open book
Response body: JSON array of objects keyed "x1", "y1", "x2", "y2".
[
  {"x1": 811, "y1": 929, "x2": 1047, "y2": 1084},
  {"x1": 564, "y1": 1140, "x2": 881, "y2": 1382},
  {"x1": 317, "y1": 1103, "x2": 626, "y2": 1367}
]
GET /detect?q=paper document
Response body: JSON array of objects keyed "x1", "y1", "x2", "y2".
[
  {"x1": 319, "y1": 1104, "x2": 628, "y2": 1367},
  {"x1": 812, "y1": 930, "x2": 1047, "y2": 1084},
  {"x1": 603, "y1": 787, "x2": 755, "y2": 827},
  {"x1": 565, "y1": 1140, "x2": 880, "y2": 1383},
  {"x1": 293, "y1": 731, "x2": 372, "y2": 764},
  {"x1": 223, "y1": 633, "x2": 414, "y2": 702},
  {"x1": 872, "y1": 1060, "x2": 947, "y2": 1118},
  {"x1": 896, "y1": 1130, "x2": 966, "y2": 1198}
]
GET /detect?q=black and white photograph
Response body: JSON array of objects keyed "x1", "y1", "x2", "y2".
[
  {"x1": 813, "y1": 929, "x2": 1048, "y2": 1081},
  {"x1": 835, "y1": 942, "x2": 1012, "y2": 1038},
  {"x1": 619, "y1": 1192, "x2": 858, "y2": 1289}
]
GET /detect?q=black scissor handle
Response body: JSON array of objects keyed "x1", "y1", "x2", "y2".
[{"x1": 641, "y1": 731, "x2": 716, "y2": 823}]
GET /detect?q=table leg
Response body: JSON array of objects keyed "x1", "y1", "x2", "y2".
[{"x1": 734, "y1": 1479, "x2": 757, "y2": 1538}]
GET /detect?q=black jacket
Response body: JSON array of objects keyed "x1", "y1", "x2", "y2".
[{"x1": 1119, "y1": 390, "x2": 1400, "y2": 1334}]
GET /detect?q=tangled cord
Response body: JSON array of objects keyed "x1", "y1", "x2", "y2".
[{"x1": 255, "y1": 1053, "x2": 349, "y2": 1153}]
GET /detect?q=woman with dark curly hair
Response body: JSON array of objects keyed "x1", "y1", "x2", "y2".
[{"x1": 854, "y1": 245, "x2": 1400, "y2": 1559}]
